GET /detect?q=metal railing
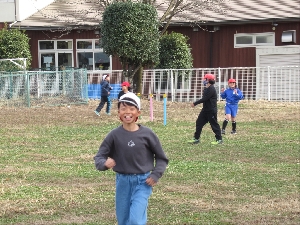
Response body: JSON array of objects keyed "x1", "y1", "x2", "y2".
[
  {"x1": 1, "y1": 66, "x2": 299, "y2": 107},
  {"x1": 87, "y1": 66, "x2": 300, "y2": 102}
]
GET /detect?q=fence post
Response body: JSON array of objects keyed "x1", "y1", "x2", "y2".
[
  {"x1": 256, "y1": 68, "x2": 259, "y2": 100},
  {"x1": 149, "y1": 94, "x2": 153, "y2": 121},
  {"x1": 137, "y1": 93, "x2": 142, "y2": 119},
  {"x1": 163, "y1": 93, "x2": 167, "y2": 126},
  {"x1": 267, "y1": 66, "x2": 271, "y2": 101},
  {"x1": 25, "y1": 72, "x2": 30, "y2": 107},
  {"x1": 9, "y1": 74, "x2": 13, "y2": 99}
]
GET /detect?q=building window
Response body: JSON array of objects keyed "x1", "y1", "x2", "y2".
[
  {"x1": 38, "y1": 40, "x2": 73, "y2": 70},
  {"x1": 234, "y1": 33, "x2": 275, "y2": 48},
  {"x1": 57, "y1": 40, "x2": 72, "y2": 49},
  {"x1": 76, "y1": 39, "x2": 111, "y2": 70},
  {"x1": 39, "y1": 41, "x2": 54, "y2": 50}
]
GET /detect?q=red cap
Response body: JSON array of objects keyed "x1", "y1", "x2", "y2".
[
  {"x1": 228, "y1": 78, "x2": 236, "y2": 83},
  {"x1": 121, "y1": 81, "x2": 130, "y2": 87},
  {"x1": 203, "y1": 74, "x2": 215, "y2": 81}
]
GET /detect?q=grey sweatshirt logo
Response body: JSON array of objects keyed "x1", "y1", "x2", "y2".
[{"x1": 128, "y1": 140, "x2": 135, "y2": 147}]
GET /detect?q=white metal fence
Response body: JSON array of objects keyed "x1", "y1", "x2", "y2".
[
  {"x1": 0, "y1": 66, "x2": 299, "y2": 107},
  {"x1": 88, "y1": 66, "x2": 300, "y2": 102}
]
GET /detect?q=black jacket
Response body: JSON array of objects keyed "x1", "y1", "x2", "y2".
[
  {"x1": 193, "y1": 85, "x2": 218, "y2": 111},
  {"x1": 100, "y1": 80, "x2": 112, "y2": 97}
]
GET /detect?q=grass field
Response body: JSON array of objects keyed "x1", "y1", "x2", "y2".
[{"x1": 0, "y1": 99, "x2": 299, "y2": 225}]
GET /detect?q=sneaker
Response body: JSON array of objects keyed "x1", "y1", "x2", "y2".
[
  {"x1": 94, "y1": 110, "x2": 100, "y2": 116},
  {"x1": 221, "y1": 129, "x2": 226, "y2": 135},
  {"x1": 106, "y1": 112, "x2": 111, "y2": 116},
  {"x1": 211, "y1": 140, "x2": 223, "y2": 145},
  {"x1": 231, "y1": 130, "x2": 237, "y2": 134},
  {"x1": 188, "y1": 139, "x2": 200, "y2": 144}
]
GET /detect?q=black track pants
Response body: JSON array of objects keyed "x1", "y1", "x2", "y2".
[{"x1": 194, "y1": 109, "x2": 222, "y2": 140}]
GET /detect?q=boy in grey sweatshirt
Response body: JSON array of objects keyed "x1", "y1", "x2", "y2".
[{"x1": 94, "y1": 92, "x2": 169, "y2": 225}]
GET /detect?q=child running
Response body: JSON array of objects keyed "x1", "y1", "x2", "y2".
[
  {"x1": 94, "y1": 74, "x2": 112, "y2": 116},
  {"x1": 189, "y1": 74, "x2": 223, "y2": 145},
  {"x1": 94, "y1": 92, "x2": 169, "y2": 225}
]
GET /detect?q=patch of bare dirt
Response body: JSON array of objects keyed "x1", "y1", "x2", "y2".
[{"x1": 0, "y1": 100, "x2": 299, "y2": 128}]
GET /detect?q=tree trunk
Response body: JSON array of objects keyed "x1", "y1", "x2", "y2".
[{"x1": 133, "y1": 66, "x2": 143, "y2": 94}]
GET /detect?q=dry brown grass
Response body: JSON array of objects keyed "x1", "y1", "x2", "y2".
[{"x1": 1, "y1": 100, "x2": 299, "y2": 128}]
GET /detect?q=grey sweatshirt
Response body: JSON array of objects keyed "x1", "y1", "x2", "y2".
[{"x1": 94, "y1": 125, "x2": 169, "y2": 182}]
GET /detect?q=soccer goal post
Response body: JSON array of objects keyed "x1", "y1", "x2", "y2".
[{"x1": 0, "y1": 58, "x2": 27, "y2": 72}]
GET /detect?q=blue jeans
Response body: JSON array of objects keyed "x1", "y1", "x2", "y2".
[{"x1": 115, "y1": 172, "x2": 152, "y2": 225}]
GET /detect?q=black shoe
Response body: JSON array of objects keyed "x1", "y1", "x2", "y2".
[
  {"x1": 221, "y1": 129, "x2": 226, "y2": 135},
  {"x1": 231, "y1": 130, "x2": 237, "y2": 134}
]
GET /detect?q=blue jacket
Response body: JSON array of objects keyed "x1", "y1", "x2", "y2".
[
  {"x1": 220, "y1": 88, "x2": 243, "y2": 105},
  {"x1": 100, "y1": 80, "x2": 112, "y2": 97}
]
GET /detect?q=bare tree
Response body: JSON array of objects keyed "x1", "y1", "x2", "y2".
[
  {"x1": 34, "y1": 0, "x2": 229, "y2": 35},
  {"x1": 99, "y1": 0, "x2": 229, "y2": 34}
]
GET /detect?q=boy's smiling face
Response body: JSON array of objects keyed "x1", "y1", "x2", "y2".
[{"x1": 118, "y1": 102, "x2": 141, "y2": 124}]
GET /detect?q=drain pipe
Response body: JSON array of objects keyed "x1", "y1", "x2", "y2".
[{"x1": 9, "y1": 0, "x2": 18, "y2": 28}]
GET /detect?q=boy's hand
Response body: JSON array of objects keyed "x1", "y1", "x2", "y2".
[
  {"x1": 146, "y1": 177, "x2": 157, "y2": 187},
  {"x1": 221, "y1": 88, "x2": 225, "y2": 93},
  {"x1": 105, "y1": 157, "x2": 116, "y2": 169}
]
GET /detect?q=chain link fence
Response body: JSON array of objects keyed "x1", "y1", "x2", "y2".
[{"x1": 0, "y1": 69, "x2": 88, "y2": 107}]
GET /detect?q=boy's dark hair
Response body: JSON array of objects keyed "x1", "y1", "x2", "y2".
[{"x1": 209, "y1": 80, "x2": 215, "y2": 84}]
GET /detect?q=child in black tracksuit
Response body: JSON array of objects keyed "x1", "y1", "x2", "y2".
[
  {"x1": 189, "y1": 74, "x2": 223, "y2": 145},
  {"x1": 94, "y1": 74, "x2": 112, "y2": 116}
]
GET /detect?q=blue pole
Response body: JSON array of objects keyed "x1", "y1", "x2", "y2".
[{"x1": 163, "y1": 94, "x2": 167, "y2": 126}]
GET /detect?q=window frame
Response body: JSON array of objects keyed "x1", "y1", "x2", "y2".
[
  {"x1": 38, "y1": 39, "x2": 73, "y2": 70},
  {"x1": 234, "y1": 32, "x2": 275, "y2": 48},
  {"x1": 76, "y1": 39, "x2": 111, "y2": 71}
]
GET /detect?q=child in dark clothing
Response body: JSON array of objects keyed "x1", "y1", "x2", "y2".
[
  {"x1": 94, "y1": 74, "x2": 113, "y2": 116},
  {"x1": 117, "y1": 81, "x2": 131, "y2": 100},
  {"x1": 94, "y1": 92, "x2": 168, "y2": 225},
  {"x1": 188, "y1": 74, "x2": 223, "y2": 145}
]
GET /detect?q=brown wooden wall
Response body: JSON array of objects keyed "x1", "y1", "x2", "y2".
[
  {"x1": 2, "y1": 21, "x2": 299, "y2": 70},
  {"x1": 168, "y1": 21, "x2": 300, "y2": 68}
]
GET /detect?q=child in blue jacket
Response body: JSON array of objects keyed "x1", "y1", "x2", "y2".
[
  {"x1": 94, "y1": 74, "x2": 113, "y2": 116},
  {"x1": 220, "y1": 78, "x2": 244, "y2": 134}
]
